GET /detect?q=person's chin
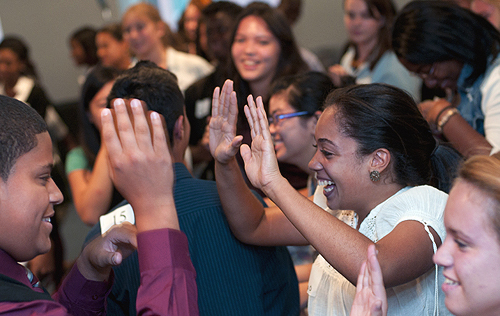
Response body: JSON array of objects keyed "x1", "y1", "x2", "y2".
[
  {"x1": 276, "y1": 151, "x2": 288, "y2": 163},
  {"x1": 444, "y1": 298, "x2": 466, "y2": 316},
  {"x1": 240, "y1": 70, "x2": 260, "y2": 83},
  {"x1": 442, "y1": 282, "x2": 465, "y2": 315},
  {"x1": 37, "y1": 240, "x2": 53, "y2": 256}
]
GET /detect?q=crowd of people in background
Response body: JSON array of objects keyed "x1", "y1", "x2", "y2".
[{"x1": 2, "y1": 0, "x2": 500, "y2": 315}]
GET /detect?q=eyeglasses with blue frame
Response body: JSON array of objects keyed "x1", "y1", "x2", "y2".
[{"x1": 268, "y1": 111, "x2": 310, "y2": 125}]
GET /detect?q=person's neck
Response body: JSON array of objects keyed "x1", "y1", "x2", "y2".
[
  {"x1": 356, "y1": 183, "x2": 405, "y2": 225},
  {"x1": 4, "y1": 76, "x2": 19, "y2": 89},
  {"x1": 140, "y1": 45, "x2": 168, "y2": 69},
  {"x1": 249, "y1": 76, "x2": 273, "y2": 99},
  {"x1": 355, "y1": 39, "x2": 378, "y2": 65},
  {"x1": 117, "y1": 56, "x2": 134, "y2": 70},
  {"x1": 172, "y1": 142, "x2": 187, "y2": 164},
  {"x1": 3, "y1": 77, "x2": 19, "y2": 97}
]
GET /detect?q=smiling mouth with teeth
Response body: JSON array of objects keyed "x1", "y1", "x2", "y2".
[
  {"x1": 42, "y1": 217, "x2": 51, "y2": 223},
  {"x1": 444, "y1": 278, "x2": 459, "y2": 285},
  {"x1": 243, "y1": 60, "x2": 258, "y2": 66},
  {"x1": 318, "y1": 180, "x2": 335, "y2": 192}
]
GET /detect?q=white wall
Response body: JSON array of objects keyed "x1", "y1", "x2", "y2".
[
  {"x1": 0, "y1": 0, "x2": 121, "y2": 103},
  {"x1": 0, "y1": 0, "x2": 411, "y2": 104},
  {"x1": 295, "y1": 0, "x2": 343, "y2": 52}
]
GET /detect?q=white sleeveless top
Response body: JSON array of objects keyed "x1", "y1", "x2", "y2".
[{"x1": 307, "y1": 186, "x2": 452, "y2": 316}]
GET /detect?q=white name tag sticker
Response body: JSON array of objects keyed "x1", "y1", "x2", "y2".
[
  {"x1": 100, "y1": 204, "x2": 135, "y2": 235},
  {"x1": 194, "y1": 98, "x2": 211, "y2": 119}
]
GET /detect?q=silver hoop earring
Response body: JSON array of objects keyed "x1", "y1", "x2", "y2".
[{"x1": 370, "y1": 170, "x2": 381, "y2": 182}]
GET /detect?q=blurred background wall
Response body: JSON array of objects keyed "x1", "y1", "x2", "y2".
[{"x1": 0, "y1": 0, "x2": 410, "y2": 105}]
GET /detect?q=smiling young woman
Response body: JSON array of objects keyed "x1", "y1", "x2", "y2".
[
  {"x1": 225, "y1": 2, "x2": 309, "y2": 193},
  {"x1": 350, "y1": 153, "x2": 500, "y2": 316},
  {"x1": 121, "y1": 2, "x2": 213, "y2": 91},
  {"x1": 433, "y1": 153, "x2": 500, "y2": 316},
  {"x1": 328, "y1": 0, "x2": 421, "y2": 101},
  {"x1": 210, "y1": 81, "x2": 462, "y2": 316}
]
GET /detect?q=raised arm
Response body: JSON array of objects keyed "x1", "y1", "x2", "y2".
[
  {"x1": 100, "y1": 98, "x2": 198, "y2": 315},
  {"x1": 242, "y1": 96, "x2": 440, "y2": 286},
  {"x1": 210, "y1": 80, "x2": 307, "y2": 246},
  {"x1": 67, "y1": 145, "x2": 114, "y2": 226}
]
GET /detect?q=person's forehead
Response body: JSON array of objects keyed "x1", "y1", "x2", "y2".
[
  {"x1": 445, "y1": 181, "x2": 498, "y2": 240},
  {"x1": 207, "y1": 13, "x2": 234, "y2": 29},
  {"x1": 123, "y1": 11, "x2": 150, "y2": 24},
  {"x1": 14, "y1": 133, "x2": 53, "y2": 170},
  {"x1": 270, "y1": 92, "x2": 291, "y2": 110},
  {"x1": 214, "y1": 11, "x2": 233, "y2": 22}
]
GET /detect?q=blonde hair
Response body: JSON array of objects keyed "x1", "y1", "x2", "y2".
[
  {"x1": 124, "y1": 2, "x2": 162, "y2": 23},
  {"x1": 459, "y1": 152, "x2": 500, "y2": 239},
  {"x1": 122, "y1": 2, "x2": 171, "y2": 47}
]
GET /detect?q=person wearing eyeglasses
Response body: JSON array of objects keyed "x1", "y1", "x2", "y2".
[
  {"x1": 268, "y1": 72, "x2": 334, "y2": 197},
  {"x1": 210, "y1": 81, "x2": 461, "y2": 316},
  {"x1": 266, "y1": 71, "x2": 334, "y2": 312},
  {"x1": 393, "y1": 0, "x2": 500, "y2": 158}
]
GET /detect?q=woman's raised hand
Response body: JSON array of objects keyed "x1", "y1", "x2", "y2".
[
  {"x1": 350, "y1": 245, "x2": 388, "y2": 316},
  {"x1": 209, "y1": 79, "x2": 243, "y2": 164},
  {"x1": 241, "y1": 95, "x2": 282, "y2": 192}
]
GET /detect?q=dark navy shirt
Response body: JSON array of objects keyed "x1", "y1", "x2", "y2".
[{"x1": 86, "y1": 163, "x2": 299, "y2": 316}]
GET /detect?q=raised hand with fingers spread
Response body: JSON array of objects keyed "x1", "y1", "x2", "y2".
[
  {"x1": 211, "y1": 83, "x2": 458, "y2": 316},
  {"x1": 99, "y1": 96, "x2": 198, "y2": 315},
  {"x1": 209, "y1": 80, "x2": 243, "y2": 164},
  {"x1": 350, "y1": 244, "x2": 388, "y2": 316},
  {"x1": 240, "y1": 94, "x2": 283, "y2": 193},
  {"x1": 101, "y1": 98, "x2": 178, "y2": 232}
]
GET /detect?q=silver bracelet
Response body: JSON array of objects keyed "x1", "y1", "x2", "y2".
[{"x1": 437, "y1": 108, "x2": 459, "y2": 133}]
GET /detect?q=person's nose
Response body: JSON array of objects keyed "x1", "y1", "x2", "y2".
[
  {"x1": 243, "y1": 40, "x2": 256, "y2": 55},
  {"x1": 48, "y1": 178, "x2": 64, "y2": 206},
  {"x1": 424, "y1": 77, "x2": 438, "y2": 89},
  {"x1": 308, "y1": 149, "x2": 323, "y2": 172},
  {"x1": 433, "y1": 237, "x2": 453, "y2": 268}
]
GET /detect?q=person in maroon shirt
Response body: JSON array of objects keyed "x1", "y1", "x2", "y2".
[{"x1": 0, "y1": 95, "x2": 198, "y2": 315}]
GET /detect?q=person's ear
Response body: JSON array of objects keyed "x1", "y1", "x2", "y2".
[
  {"x1": 370, "y1": 148, "x2": 391, "y2": 174},
  {"x1": 173, "y1": 115, "x2": 186, "y2": 143},
  {"x1": 156, "y1": 21, "x2": 167, "y2": 40}
]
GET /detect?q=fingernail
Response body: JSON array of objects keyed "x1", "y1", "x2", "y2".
[
  {"x1": 131, "y1": 99, "x2": 141, "y2": 109},
  {"x1": 151, "y1": 111, "x2": 160, "y2": 121},
  {"x1": 114, "y1": 98, "x2": 125, "y2": 108},
  {"x1": 101, "y1": 108, "x2": 110, "y2": 117}
]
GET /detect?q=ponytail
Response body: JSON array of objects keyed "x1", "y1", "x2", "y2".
[{"x1": 430, "y1": 141, "x2": 463, "y2": 193}]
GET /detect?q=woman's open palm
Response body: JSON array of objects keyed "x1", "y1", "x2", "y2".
[
  {"x1": 209, "y1": 80, "x2": 243, "y2": 164},
  {"x1": 241, "y1": 95, "x2": 282, "y2": 192}
]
